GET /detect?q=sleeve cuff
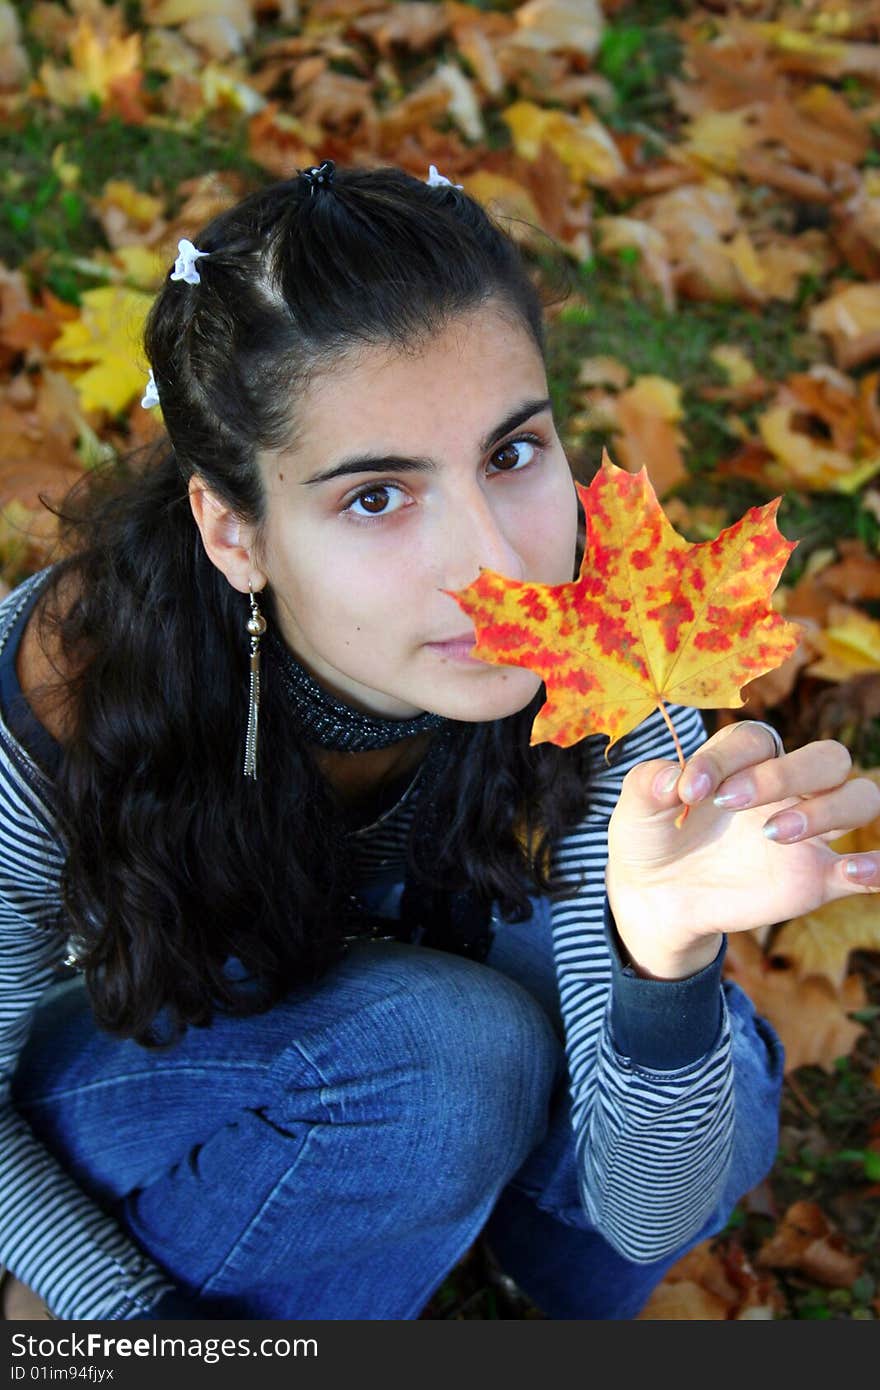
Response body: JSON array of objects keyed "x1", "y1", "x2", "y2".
[{"x1": 604, "y1": 896, "x2": 727, "y2": 1070}]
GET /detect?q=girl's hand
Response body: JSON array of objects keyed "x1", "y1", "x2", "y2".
[{"x1": 605, "y1": 720, "x2": 880, "y2": 980}]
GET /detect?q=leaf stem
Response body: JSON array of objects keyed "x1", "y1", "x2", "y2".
[{"x1": 657, "y1": 700, "x2": 686, "y2": 767}]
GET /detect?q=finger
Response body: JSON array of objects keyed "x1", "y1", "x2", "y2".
[
  {"x1": 663, "y1": 721, "x2": 790, "y2": 806},
  {"x1": 761, "y1": 776, "x2": 880, "y2": 844},
  {"x1": 840, "y1": 853, "x2": 879, "y2": 890},
  {"x1": 706, "y1": 739, "x2": 854, "y2": 811}
]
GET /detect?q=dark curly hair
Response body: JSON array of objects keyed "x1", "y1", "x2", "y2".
[{"x1": 29, "y1": 164, "x2": 599, "y2": 1047}]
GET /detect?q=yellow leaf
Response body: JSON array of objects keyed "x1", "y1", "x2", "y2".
[
  {"x1": 757, "y1": 402, "x2": 874, "y2": 491},
  {"x1": 502, "y1": 100, "x2": 626, "y2": 186},
  {"x1": 50, "y1": 286, "x2": 154, "y2": 416},
  {"x1": 683, "y1": 108, "x2": 762, "y2": 174},
  {"x1": 805, "y1": 602, "x2": 880, "y2": 680},
  {"x1": 772, "y1": 896, "x2": 880, "y2": 988},
  {"x1": 110, "y1": 245, "x2": 167, "y2": 291},
  {"x1": 621, "y1": 375, "x2": 683, "y2": 422},
  {"x1": 100, "y1": 180, "x2": 165, "y2": 228},
  {"x1": 710, "y1": 345, "x2": 758, "y2": 387},
  {"x1": 39, "y1": 19, "x2": 141, "y2": 105},
  {"x1": 461, "y1": 172, "x2": 543, "y2": 229}
]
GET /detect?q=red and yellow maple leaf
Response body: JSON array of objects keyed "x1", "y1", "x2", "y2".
[{"x1": 443, "y1": 451, "x2": 801, "y2": 766}]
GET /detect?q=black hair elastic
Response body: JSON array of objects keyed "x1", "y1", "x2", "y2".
[{"x1": 300, "y1": 161, "x2": 336, "y2": 195}]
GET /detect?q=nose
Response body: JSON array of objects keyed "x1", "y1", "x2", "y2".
[{"x1": 439, "y1": 482, "x2": 524, "y2": 593}]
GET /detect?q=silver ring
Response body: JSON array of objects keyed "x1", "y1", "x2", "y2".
[{"x1": 739, "y1": 719, "x2": 784, "y2": 759}]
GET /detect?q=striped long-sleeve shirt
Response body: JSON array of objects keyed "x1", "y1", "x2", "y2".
[{"x1": 0, "y1": 564, "x2": 735, "y2": 1319}]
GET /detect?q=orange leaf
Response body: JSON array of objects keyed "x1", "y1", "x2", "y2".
[{"x1": 443, "y1": 451, "x2": 801, "y2": 771}]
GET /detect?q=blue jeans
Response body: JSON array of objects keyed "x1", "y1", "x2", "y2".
[{"x1": 11, "y1": 884, "x2": 783, "y2": 1319}]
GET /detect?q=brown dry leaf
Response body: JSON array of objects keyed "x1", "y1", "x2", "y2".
[
  {"x1": 723, "y1": 931, "x2": 866, "y2": 1074},
  {"x1": 247, "y1": 104, "x2": 318, "y2": 179},
  {"x1": 462, "y1": 171, "x2": 545, "y2": 246},
  {"x1": 611, "y1": 376, "x2": 688, "y2": 497},
  {"x1": 760, "y1": 87, "x2": 870, "y2": 176},
  {"x1": 378, "y1": 72, "x2": 450, "y2": 144},
  {"x1": 594, "y1": 216, "x2": 675, "y2": 309},
  {"x1": 817, "y1": 538, "x2": 880, "y2": 603},
  {"x1": 755, "y1": 1200, "x2": 864, "y2": 1287},
  {"x1": 93, "y1": 180, "x2": 167, "y2": 252},
  {"x1": 772, "y1": 892, "x2": 880, "y2": 990},
  {"x1": 511, "y1": 0, "x2": 604, "y2": 60},
  {"x1": 809, "y1": 282, "x2": 880, "y2": 371},
  {"x1": 833, "y1": 171, "x2": 880, "y2": 279},
  {"x1": 0, "y1": 372, "x2": 83, "y2": 513},
  {"x1": 0, "y1": 1, "x2": 30, "y2": 92},
  {"x1": 292, "y1": 67, "x2": 379, "y2": 146},
  {"x1": 638, "y1": 1239, "x2": 785, "y2": 1319},
  {"x1": 349, "y1": 3, "x2": 450, "y2": 59},
  {"x1": 638, "y1": 1281, "x2": 729, "y2": 1319},
  {"x1": 576, "y1": 356, "x2": 630, "y2": 392}
]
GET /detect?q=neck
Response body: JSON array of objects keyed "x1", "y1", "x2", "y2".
[{"x1": 312, "y1": 731, "x2": 435, "y2": 813}]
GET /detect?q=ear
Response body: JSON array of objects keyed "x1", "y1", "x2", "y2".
[{"x1": 188, "y1": 476, "x2": 267, "y2": 595}]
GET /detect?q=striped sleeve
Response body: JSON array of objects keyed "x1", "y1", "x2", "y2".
[
  {"x1": 549, "y1": 702, "x2": 737, "y2": 1262},
  {"x1": 0, "y1": 741, "x2": 175, "y2": 1320}
]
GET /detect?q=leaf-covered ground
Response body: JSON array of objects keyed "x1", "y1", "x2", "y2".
[{"x1": 2, "y1": 0, "x2": 880, "y2": 1319}]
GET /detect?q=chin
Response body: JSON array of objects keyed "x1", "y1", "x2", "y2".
[{"x1": 434, "y1": 668, "x2": 543, "y2": 723}]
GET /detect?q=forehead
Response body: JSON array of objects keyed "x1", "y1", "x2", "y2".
[{"x1": 296, "y1": 307, "x2": 546, "y2": 449}]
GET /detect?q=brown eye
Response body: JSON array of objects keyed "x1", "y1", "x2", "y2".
[
  {"x1": 345, "y1": 482, "x2": 407, "y2": 520},
  {"x1": 358, "y1": 488, "x2": 390, "y2": 514},
  {"x1": 490, "y1": 437, "x2": 539, "y2": 472}
]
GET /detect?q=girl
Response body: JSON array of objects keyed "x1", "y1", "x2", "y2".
[{"x1": 1, "y1": 162, "x2": 876, "y2": 1321}]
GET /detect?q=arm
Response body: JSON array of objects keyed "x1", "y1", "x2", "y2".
[
  {"x1": 548, "y1": 703, "x2": 742, "y2": 1262},
  {"x1": 0, "y1": 747, "x2": 184, "y2": 1320}
]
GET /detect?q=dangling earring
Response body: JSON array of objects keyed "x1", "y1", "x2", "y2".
[{"x1": 243, "y1": 579, "x2": 267, "y2": 780}]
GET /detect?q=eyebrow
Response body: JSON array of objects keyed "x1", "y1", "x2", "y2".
[{"x1": 300, "y1": 396, "x2": 554, "y2": 487}]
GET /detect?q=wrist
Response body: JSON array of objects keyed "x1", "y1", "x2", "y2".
[{"x1": 617, "y1": 929, "x2": 724, "y2": 981}]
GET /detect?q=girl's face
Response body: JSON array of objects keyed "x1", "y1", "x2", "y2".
[{"x1": 258, "y1": 304, "x2": 579, "y2": 724}]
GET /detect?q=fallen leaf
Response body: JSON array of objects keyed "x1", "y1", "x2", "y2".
[
  {"x1": 755, "y1": 1200, "x2": 865, "y2": 1287},
  {"x1": 49, "y1": 285, "x2": 155, "y2": 416},
  {"x1": 805, "y1": 602, "x2": 880, "y2": 681},
  {"x1": 724, "y1": 932, "x2": 866, "y2": 1074},
  {"x1": 512, "y1": 0, "x2": 604, "y2": 60},
  {"x1": 39, "y1": 17, "x2": 141, "y2": 106},
  {"x1": 502, "y1": 99, "x2": 627, "y2": 187},
  {"x1": 809, "y1": 282, "x2": 880, "y2": 371},
  {"x1": 771, "y1": 889, "x2": 880, "y2": 988},
  {"x1": 612, "y1": 376, "x2": 688, "y2": 498}
]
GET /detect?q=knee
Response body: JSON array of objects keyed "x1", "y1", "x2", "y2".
[
  {"x1": 392, "y1": 952, "x2": 564, "y2": 1209},
  {"x1": 271, "y1": 945, "x2": 564, "y2": 1210}
]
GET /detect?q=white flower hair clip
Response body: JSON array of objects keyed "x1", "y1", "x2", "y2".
[
  {"x1": 170, "y1": 237, "x2": 210, "y2": 285},
  {"x1": 426, "y1": 164, "x2": 463, "y2": 189},
  {"x1": 141, "y1": 369, "x2": 160, "y2": 409}
]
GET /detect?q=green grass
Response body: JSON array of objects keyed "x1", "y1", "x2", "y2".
[{"x1": 1, "y1": 107, "x2": 265, "y2": 296}]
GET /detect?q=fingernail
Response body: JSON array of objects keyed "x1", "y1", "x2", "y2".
[
  {"x1": 681, "y1": 771, "x2": 711, "y2": 803},
  {"x1": 763, "y1": 810, "x2": 807, "y2": 842},
  {"x1": 653, "y1": 766, "x2": 681, "y2": 798},
  {"x1": 713, "y1": 774, "x2": 755, "y2": 809},
  {"x1": 846, "y1": 857, "x2": 877, "y2": 881}
]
